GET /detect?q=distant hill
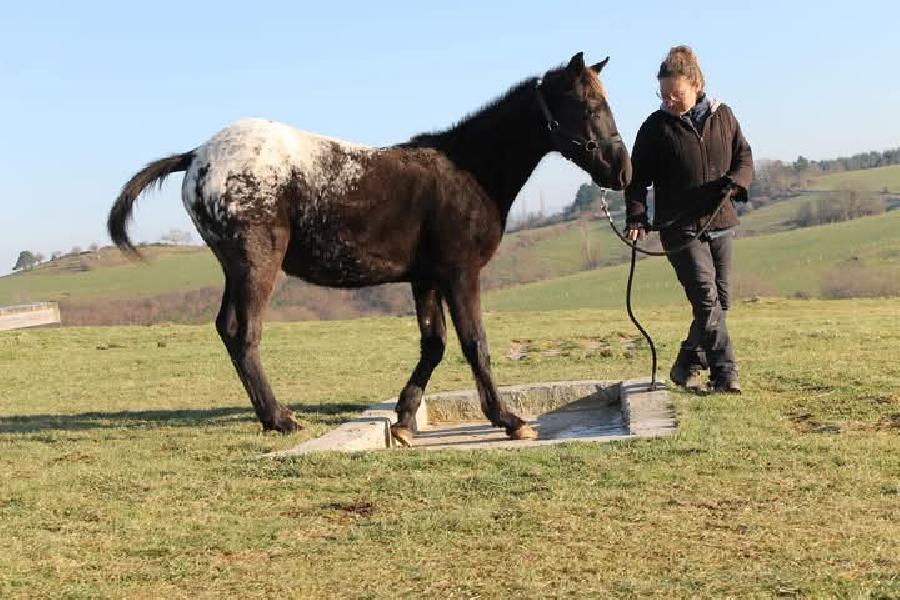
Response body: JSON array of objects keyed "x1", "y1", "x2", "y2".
[
  {"x1": 1, "y1": 219, "x2": 639, "y2": 323},
  {"x1": 0, "y1": 245, "x2": 220, "y2": 306},
  {"x1": 738, "y1": 165, "x2": 900, "y2": 236},
  {"x1": 3, "y1": 165, "x2": 897, "y2": 325},
  {"x1": 484, "y1": 211, "x2": 900, "y2": 312}
]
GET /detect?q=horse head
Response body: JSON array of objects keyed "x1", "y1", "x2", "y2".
[{"x1": 537, "y1": 52, "x2": 632, "y2": 190}]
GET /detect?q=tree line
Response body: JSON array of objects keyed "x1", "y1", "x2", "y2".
[
  {"x1": 11, "y1": 229, "x2": 193, "y2": 273},
  {"x1": 793, "y1": 147, "x2": 900, "y2": 173}
]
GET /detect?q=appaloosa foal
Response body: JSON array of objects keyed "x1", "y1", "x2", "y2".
[{"x1": 109, "y1": 52, "x2": 631, "y2": 445}]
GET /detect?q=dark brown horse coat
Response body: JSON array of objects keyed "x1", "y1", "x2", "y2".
[{"x1": 109, "y1": 53, "x2": 631, "y2": 444}]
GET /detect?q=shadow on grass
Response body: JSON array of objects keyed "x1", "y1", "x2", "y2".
[{"x1": 0, "y1": 402, "x2": 371, "y2": 434}]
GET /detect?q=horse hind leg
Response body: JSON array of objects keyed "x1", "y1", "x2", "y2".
[
  {"x1": 213, "y1": 228, "x2": 300, "y2": 433},
  {"x1": 391, "y1": 282, "x2": 447, "y2": 447}
]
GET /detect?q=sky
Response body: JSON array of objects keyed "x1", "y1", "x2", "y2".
[{"x1": 2, "y1": 0, "x2": 899, "y2": 276}]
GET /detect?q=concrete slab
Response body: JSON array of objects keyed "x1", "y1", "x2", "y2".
[
  {"x1": 621, "y1": 378, "x2": 679, "y2": 437},
  {"x1": 276, "y1": 401, "x2": 394, "y2": 456},
  {"x1": 270, "y1": 378, "x2": 676, "y2": 456}
]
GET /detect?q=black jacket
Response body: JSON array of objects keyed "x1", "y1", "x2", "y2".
[{"x1": 625, "y1": 98, "x2": 753, "y2": 231}]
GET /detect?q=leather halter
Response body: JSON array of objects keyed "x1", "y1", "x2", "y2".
[{"x1": 534, "y1": 78, "x2": 623, "y2": 154}]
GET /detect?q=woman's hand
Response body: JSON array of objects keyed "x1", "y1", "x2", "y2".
[{"x1": 625, "y1": 224, "x2": 646, "y2": 242}]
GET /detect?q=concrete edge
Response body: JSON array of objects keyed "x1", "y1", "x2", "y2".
[
  {"x1": 267, "y1": 378, "x2": 677, "y2": 457},
  {"x1": 422, "y1": 380, "x2": 618, "y2": 424},
  {"x1": 620, "y1": 377, "x2": 678, "y2": 437},
  {"x1": 269, "y1": 401, "x2": 395, "y2": 457},
  {"x1": 415, "y1": 378, "x2": 678, "y2": 452}
]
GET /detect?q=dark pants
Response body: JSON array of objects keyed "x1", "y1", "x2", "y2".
[{"x1": 660, "y1": 229, "x2": 736, "y2": 379}]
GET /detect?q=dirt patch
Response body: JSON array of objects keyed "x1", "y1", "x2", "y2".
[
  {"x1": 787, "y1": 407, "x2": 900, "y2": 433},
  {"x1": 785, "y1": 409, "x2": 842, "y2": 434},
  {"x1": 767, "y1": 375, "x2": 837, "y2": 394},
  {"x1": 504, "y1": 335, "x2": 635, "y2": 361},
  {"x1": 211, "y1": 550, "x2": 273, "y2": 567},
  {"x1": 324, "y1": 501, "x2": 377, "y2": 519},
  {"x1": 876, "y1": 413, "x2": 900, "y2": 430},
  {"x1": 867, "y1": 393, "x2": 900, "y2": 406}
]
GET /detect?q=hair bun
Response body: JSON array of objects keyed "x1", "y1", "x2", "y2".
[{"x1": 658, "y1": 45, "x2": 705, "y2": 90}]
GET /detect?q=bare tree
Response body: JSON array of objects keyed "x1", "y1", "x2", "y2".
[
  {"x1": 160, "y1": 229, "x2": 192, "y2": 245},
  {"x1": 578, "y1": 219, "x2": 601, "y2": 270}
]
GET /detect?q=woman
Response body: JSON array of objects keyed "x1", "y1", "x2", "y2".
[{"x1": 624, "y1": 46, "x2": 753, "y2": 393}]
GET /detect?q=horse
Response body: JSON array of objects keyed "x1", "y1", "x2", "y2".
[{"x1": 108, "y1": 52, "x2": 631, "y2": 446}]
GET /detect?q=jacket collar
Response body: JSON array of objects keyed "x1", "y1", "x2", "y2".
[{"x1": 658, "y1": 94, "x2": 722, "y2": 114}]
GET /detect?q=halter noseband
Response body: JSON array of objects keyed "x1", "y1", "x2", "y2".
[{"x1": 534, "y1": 78, "x2": 623, "y2": 154}]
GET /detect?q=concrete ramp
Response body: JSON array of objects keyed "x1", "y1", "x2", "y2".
[{"x1": 271, "y1": 378, "x2": 676, "y2": 456}]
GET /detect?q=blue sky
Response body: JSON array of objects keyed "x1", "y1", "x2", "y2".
[{"x1": 2, "y1": 1, "x2": 899, "y2": 276}]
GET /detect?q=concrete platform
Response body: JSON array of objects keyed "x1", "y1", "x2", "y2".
[{"x1": 271, "y1": 378, "x2": 677, "y2": 456}]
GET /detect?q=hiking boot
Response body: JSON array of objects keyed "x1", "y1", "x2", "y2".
[
  {"x1": 709, "y1": 374, "x2": 742, "y2": 394},
  {"x1": 669, "y1": 363, "x2": 703, "y2": 389}
]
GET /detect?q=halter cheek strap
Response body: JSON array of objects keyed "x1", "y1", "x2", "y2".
[{"x1": 534, "y1": 79, "x2": 623, "y2": 153}]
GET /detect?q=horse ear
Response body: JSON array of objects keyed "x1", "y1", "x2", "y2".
[
  {"x1": 566, "y1": 52, "x2": 586, "y2": 78},
  {"x1": 591, "y1": 57, "x2": 610, "y2": 73}
]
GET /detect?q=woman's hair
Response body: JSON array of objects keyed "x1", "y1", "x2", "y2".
[{"x1": 657, "y1": 45, "x2": 705, "y2": 91}]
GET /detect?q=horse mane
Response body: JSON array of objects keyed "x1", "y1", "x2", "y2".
[
  {"x1": 399, "y1": 64, "x2": 607, "y2": 150},
  {"x1": 584, "y1": 67, "x2": 607, "y2": 99},
  {"x1": 398, "y1": 77, "x2": 540, "y2": 149}
]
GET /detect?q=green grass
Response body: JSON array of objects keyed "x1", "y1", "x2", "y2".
[
  {"x1": 737, "y1": 194, "x2": 811, "y2": 236},
  {"x1": 811, "y1": 164, "x2": 900, "y2": 192},
  {"x1": 485, "y1": 219, "x2": 633, "y2": 287},
  {"x1": 485, "y1": 211, "x2": 900, "y2": 312},
  {"x1": 1, "y1": 299, "x2": 899, "y2": 597}
]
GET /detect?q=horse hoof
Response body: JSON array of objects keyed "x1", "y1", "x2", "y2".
[
  {"x1": 268, "y1": 409, "x2": 302, "y2": 434},
  {"x1": 391, "y1": 425, "x2": 413, "y2": 447},
  {"x1": 509, "y1": 424, "x2": 537, "y2": 441}
]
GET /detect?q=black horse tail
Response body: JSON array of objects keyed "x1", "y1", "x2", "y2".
[{"x1": 108, "y1": 151, "x2": 195, "y2": 258}]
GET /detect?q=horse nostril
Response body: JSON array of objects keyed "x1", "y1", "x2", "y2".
[{"x1": 585, "y1": 140, "x2": 598, "y2": 152}]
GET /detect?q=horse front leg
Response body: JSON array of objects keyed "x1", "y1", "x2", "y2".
[
  {"x1": 444, "y1": 272, "x2": 537, "y2": 441},
  {"x1": 390, "y1": 282, "x2": 447, "y2": 447}
]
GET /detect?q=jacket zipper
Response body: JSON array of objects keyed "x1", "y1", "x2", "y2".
[{"x1": 695, "y1": 116, "x2": 712, "y2": 230}]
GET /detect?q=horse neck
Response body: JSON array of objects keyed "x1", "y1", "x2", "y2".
[{"x1": 420, "y1": 83, "x2": 550, "y2": 223}]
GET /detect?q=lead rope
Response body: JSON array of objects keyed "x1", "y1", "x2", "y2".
[
  {"x1": 626, "y1": 235, "x2": 659, "y2": 389},
  {"x1": 597, "y1": 188, "x2": 731, "y2": 390}
]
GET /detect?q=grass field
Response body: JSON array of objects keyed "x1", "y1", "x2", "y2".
[
  {"x1": 0, "y1": 246, "x2": 219, "y2": 306},
  {"x1": 485, "y1": 219, "x2": 634, "y2": 288},
  {"x1": 1, "y1": 299, "x2": 899, "y2": 597},
  {"x1": 737, "y1": 194, "x2": 811, "y2": 237},
  {"x1": 811, "y1": 164, "x2": 900, "y2": 192},
  {"x1": 485, "y1": 212, "x2": 900, "y2": 312}
]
